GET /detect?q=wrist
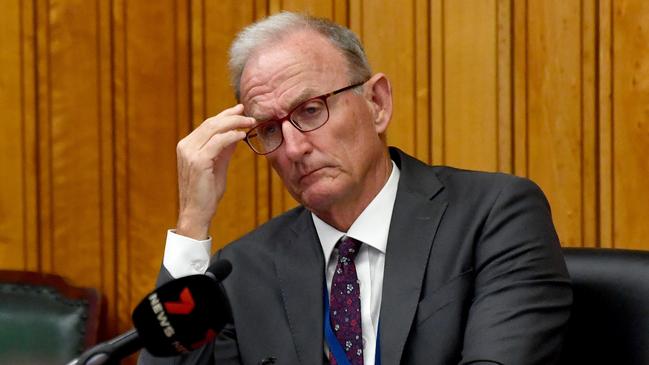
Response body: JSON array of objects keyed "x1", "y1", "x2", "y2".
[{"x1": 176, "y1": 213, "x2": 210, "y2": 240}]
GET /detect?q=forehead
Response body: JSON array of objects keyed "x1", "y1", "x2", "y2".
[{"x1": 239, "y1": 30, "x2": 349, "y2": 118}]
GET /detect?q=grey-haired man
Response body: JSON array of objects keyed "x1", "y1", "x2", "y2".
[{"x1": 140, "y1": 12, "x2": 571, "y2": 365}]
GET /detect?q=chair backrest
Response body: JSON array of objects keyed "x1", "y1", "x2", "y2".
[
  {"x1": 560, "y1": 248, "x2": 649, "y2": 365},
  {"x1": 0, "y1": 270, "x2": 101, "y2": 365}
]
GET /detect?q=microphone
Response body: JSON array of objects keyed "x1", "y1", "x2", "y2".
[
  {"x1": 68, "y1": 259, "x2": 232, "y2": 365},
  {"x1": 133, "y1": 260, "x2": 232, "y2": 356},
  {"x1": 204, "y1": 259, "x2": 232, "y2": 281}
]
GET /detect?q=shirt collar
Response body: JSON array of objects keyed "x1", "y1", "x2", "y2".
[{"x1": 313, "y1": 160, "x2": 400, "y2": 264}]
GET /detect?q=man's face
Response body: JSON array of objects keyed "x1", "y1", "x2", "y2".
[{"x1": 239, "y1": 30, "x2": 389, "y2": 218}]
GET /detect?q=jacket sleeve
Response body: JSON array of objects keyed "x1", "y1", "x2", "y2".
[{"x1": 459, "y1": 177, "x2": 573, "y2": 365}]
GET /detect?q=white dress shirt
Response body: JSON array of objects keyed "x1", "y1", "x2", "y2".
[
  {"x1": 313, "y1": 160, "x2": 399, "y2": 365},
  {"x1": 163, "y1": 161, "x2": 400, "y2": 365}
]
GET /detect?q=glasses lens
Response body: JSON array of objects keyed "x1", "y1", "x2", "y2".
[
  {"x1": 291, "y1": 99, "x2": 328, "y2": 131},
  {"x1": 247, "y1": 121, "x2": 282, "y2": 154}
]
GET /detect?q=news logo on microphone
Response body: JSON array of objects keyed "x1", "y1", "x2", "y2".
[{"x1": 132, "y1": 274, "x2": 229, "y2": 357}]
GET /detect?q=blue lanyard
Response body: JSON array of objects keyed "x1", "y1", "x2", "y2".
[{"x1": 323, "y1": 284, "x2": 381, "y2": 365}]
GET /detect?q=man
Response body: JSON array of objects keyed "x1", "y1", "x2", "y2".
[{"x1": 140, "y1": 12, "x2": 572, "y2": 365}]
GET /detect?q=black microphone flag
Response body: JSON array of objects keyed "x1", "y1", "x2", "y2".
[
  {"x1": 68, "y1": 259, "x2": 232, "y2": 365},
  {"x1": 132, "y1": 273, "x2": 229, "y2": 356}
]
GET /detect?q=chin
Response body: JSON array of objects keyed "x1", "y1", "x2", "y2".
[{"x1": 297, "y1": 186, "x2": 341, "y2": 212}]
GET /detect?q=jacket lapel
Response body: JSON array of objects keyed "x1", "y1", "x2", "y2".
[
  {"x1": 275, "y1": 209, "x2": 326, "y2": 365},
  {"x1": 379, "y1": 148, "x2": 447, "y2": 365},
  {"x1": 272, "y1": 148, "x2": 447, "y2": 365}
]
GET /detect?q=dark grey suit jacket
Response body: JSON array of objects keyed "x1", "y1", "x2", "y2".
[{"x1": 139, "y1": 147, "x2": 572, "y2": 365}]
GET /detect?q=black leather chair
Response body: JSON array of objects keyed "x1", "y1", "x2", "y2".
[
  {"x1": 0, "y1": 270, "x2": 101, "y2": 365},
  {"x1": 560, "y1": 248, "x2": 649, "y2": 365}
]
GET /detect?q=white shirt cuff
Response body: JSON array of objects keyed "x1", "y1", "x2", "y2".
[{"x1": 163, "y1": 229, "x2": 212, "y2": 278}]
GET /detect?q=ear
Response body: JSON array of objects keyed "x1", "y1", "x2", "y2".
[{"x1": 363, "y1": 73, "x2": 393, "y2": 134}]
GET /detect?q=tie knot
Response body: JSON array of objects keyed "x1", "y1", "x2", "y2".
[{"x1": 337, "y1": 236, "x2": 362, "y2": 260}]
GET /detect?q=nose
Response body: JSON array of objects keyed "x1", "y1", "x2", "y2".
[{"x1": 280, "y1": 120, "x2": 312, "y2": 159}]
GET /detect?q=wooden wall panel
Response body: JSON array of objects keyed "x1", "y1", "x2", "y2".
[
  {"x1": 35, "y1": 0, "x2": 53, "y2": 276},
  {"x1": 525, "y1": 0, "x2": 586, "y2": 245},
  {"x1": 361, "y1": 0, "x2": 417, "y2": 156},
  {"x1": 513, "y1": 0, "x2": 528, "y2": 177},
  {"x1": 430, "y1": 0, "x2": 445, "y2": 165},
  {"x1": 581, "y1": 0, "x2": 598, "y2": 247},
  {"x1": 112, "y1": 0, "x2": 129, "y2": 338},
  {"x1": 414, "y1": 0, "x2": 431, "y2": 163},
  {"x1": 116, "y1": 0, "x2": 191, "y2": 332},
  {"x1": 97, "y1": 0, "x2": 117, "y2": 338},
  {"x1": 444, "y1": 0, "x2": 499, "y2": 171},
  {"x1": 0, "y1": 0, "x2": 33, "y2": 270},
  {"x1": 2, "y1": 0, "x2": 649, "y2": 353},
  {"x1": 281, "y1": 0, "x2": 334, "y2": 18},
  {"x1": 0, "y1": 0, "x2": 22, "y2": 266},
  {"x1": 612, "y1": 0, "x2": 649, "y2": 249},
  {"x1": 44, "y1": 0, "x2": 104, "y2": 286},
  {"x1": 497, "y1": 0, "x2": 513, "y2": 173},
  {"x1": 598, "y1": 0, "x2": 614, "y2": 247}
]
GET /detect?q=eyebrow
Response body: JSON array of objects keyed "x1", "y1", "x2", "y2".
[
  {"x1": 248, "y1": 87, "x2": 321, "y2": 122},
  {"x1": 287, "y1": 87, "x2": 319, "y2": 110}
]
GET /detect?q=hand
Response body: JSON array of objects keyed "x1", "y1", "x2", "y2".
[{"x1": 175, "y1": 104, "x2": 255, "y2": 239}]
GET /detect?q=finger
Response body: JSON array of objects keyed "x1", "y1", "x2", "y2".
[
  {"x1": 202, "y1": 113, "x2": 255, "y2": 136},
  {"x1": 198, "y1": 129, "x2": 247, "y2": 165},
  {"x1": 182, "y1": 113, "x2": 254, "y2": 150},
  {"x1": 213, "y1": 140, "x2": 238, "y2": 178},
  {"x1": 214, "y1": 103, "x2": 244, "y2": 118}
]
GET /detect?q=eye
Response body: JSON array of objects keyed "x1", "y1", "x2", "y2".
[
  {"x1": 296, "y1": 100, "x2": 325, "y2": 118},
  {"x1": 258, "y1": 122, "x2": 279, "y2": 138}
]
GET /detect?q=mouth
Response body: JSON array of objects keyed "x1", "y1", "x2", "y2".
[{"x1": 298, "y1": 166, "x2": 329, "y2": 184}]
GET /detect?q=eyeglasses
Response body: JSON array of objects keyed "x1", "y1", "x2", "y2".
[{"x1": 244, "y1": 81, "x2": 366, "y2": 155}]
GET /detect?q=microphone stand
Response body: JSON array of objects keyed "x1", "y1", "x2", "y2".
[{"x1": 67, "y1": 329, "x2": 141, "y2": 365}]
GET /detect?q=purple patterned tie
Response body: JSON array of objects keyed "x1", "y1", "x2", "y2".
[{"x1": 329, "y1": 236, "x2": 364, "y2": 365}]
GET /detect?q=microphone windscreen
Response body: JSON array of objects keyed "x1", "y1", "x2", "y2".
[
  {"x1": 132, "y1": 275, "x2": 229, "y2": 357},
  {"x1": 206, "y1": 259, "x2": 232, "y2": 281}
]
